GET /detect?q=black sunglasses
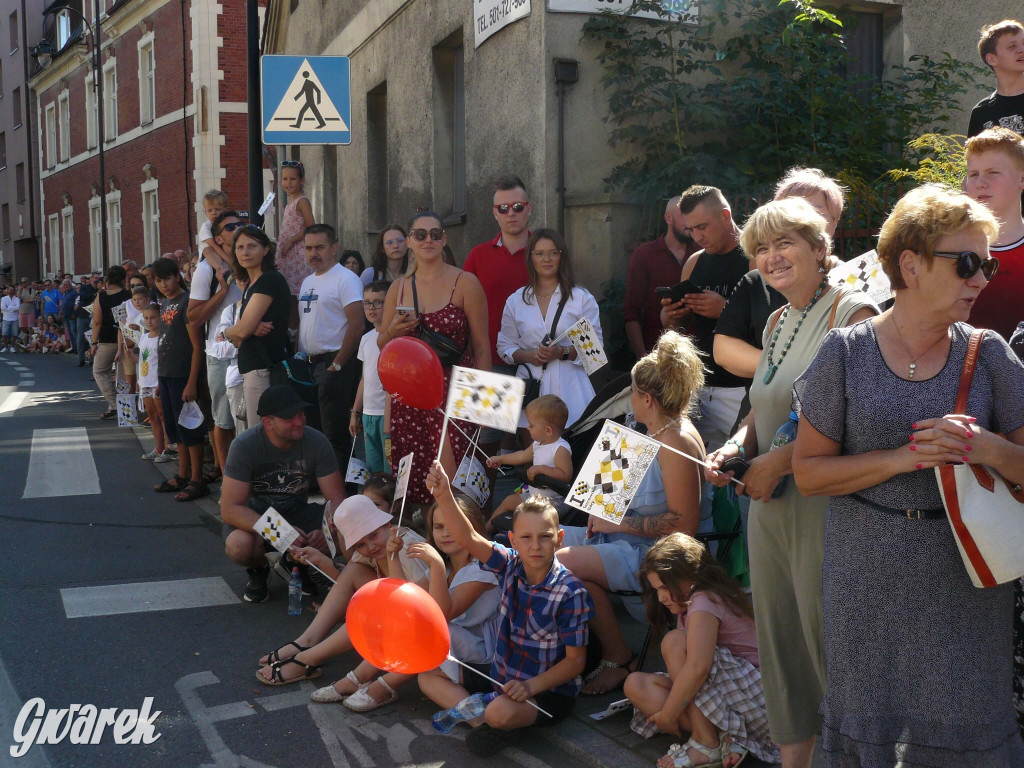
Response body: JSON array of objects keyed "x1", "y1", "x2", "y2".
[
  {"x1": 281, "y1": 160, "x2": 303, "y2": 169},
  {"x1": 409, "y1": 228, "x2": 445, "y2": 242},
  {"x1": 932, "y1": 251, "x2": 999, "y2": 281},
  {"x1": 221, "y1": 221, "x2": 247, "y2": 232}
]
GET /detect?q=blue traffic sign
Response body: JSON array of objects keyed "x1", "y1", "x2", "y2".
[{"x1": 261, "y1": 55, "x2": 351, "y2": 145}]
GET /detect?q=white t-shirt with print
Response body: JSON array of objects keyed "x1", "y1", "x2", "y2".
[{"x1": 297, "y1": 263, "x2": 364, "y2": 356}]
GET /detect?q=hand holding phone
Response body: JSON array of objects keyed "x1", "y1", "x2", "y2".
[{"x1": 655, "y1": 280, "x2": 702, "y2": 303}]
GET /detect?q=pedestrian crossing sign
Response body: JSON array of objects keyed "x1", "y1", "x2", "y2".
[{"x1": 260, "y1": 55, "x2": 351, "y2": 145}]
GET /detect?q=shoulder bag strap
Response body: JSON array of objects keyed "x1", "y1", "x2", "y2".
[
  {"x1": 767, "y1": 305, "x2": 787, "y2": 338},
  {"x1": 827, "y1": 287, "x2": 851, "y2": 330},
  {"x1": 539, "y1": 291, "x2": 570, "y2": 373},
  {"x1": 954, "y1": 329, "x2": 986, "y2": 413},
  {"x1": 411, "y1": 274, "x2": 420, "y2": 314}
]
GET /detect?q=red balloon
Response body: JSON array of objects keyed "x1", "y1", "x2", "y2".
[
  {"x1": 346, "y1": 578, "x2": 450, "y2": 674},
  {"x1": 377, "y1": 336, "x2": 445, "y2": 410}
]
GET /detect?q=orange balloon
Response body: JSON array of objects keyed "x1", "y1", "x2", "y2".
[
  {"x1": 346, "y1": 578, "x2": 451, "y2": 674},
  {"x1": 377, "y1": 336, "x2": 445, "y2": 410}
]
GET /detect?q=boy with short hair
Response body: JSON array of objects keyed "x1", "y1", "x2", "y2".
[
  {"x1": 969, "y1": 20, "x2": 1024, "y2": 137},
  {"x1": 484, "y1": 394, "x2": 573, "y2": 534},
  {"x1": 964, "y1": 126, "x2": 1024, "y2": 341},
  {"x1": 349, "y1": 280, "x2": 391, "y2": 474},
  {"x1": 198, "y1": 190, "x2": 231, "y2": 276},
  {"x1": 420, "y1": 460, "x2": 594, "y2": 758}
]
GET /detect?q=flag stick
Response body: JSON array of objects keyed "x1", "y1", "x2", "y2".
[
  {"x1": 434, "y1": 410, "x2": 490, "y2": 462},
  {"x1": 444, "y1": 655, "x2": 554, "y2": 719},
  {"x1": 391, "y1": 493, "x2": 410, "y2": 561}
]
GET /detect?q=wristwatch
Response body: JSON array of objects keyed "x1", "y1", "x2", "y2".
[
  {"x1": 328, "y1": 362, "x2": 342, "y2": 372},
  {"x1": 560, "y1": 347, "x2": 571, "y2": 360}
]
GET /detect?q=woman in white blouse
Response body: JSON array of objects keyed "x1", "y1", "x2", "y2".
[{"x1": 498, "y1": 228, "x2": 602, "y2": 431}]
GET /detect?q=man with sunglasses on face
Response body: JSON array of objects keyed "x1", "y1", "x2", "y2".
[
  {"x1": 964, "y1": 127, "x2": 1024, "y2": 343},
  {"x1": 463, "y1": 175, "x2": 533, "y2": 489},
  {"x1": 186, "y1": 211, "x2": 246, "y2": 482}
]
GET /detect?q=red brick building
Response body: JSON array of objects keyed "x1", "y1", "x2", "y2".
[{"x1": 29, "y1": 0, "x2": 267, "y2": 277}]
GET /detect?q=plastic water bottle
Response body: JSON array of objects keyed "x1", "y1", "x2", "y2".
[
  {"x1": 287, "y1": 567, "x2": 303, "y2": 616},
  {"x1": 432, "y1": 693, "x2": 488, "y2": 733},
  {"x1": 768, "y1": 410, "x2": 799, "y2": 499}
]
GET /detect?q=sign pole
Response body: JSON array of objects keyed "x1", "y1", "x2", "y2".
[{"x1": 247, "y1": 0, "x2": 264, "y2": 227}]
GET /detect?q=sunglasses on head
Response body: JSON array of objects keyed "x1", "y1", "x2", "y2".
[
  {"x1": 932, "y1": 251, "x2": 999, "y2": 281},
  {"x1": 281, "y1": 160, "x2": 303, "y2": 169},
  {"x1": 493, "y1": 202, "x2": 528, "y2": 215},
  {"x1": 409, "y1": 228, "x2": 445, "y2": 242}
]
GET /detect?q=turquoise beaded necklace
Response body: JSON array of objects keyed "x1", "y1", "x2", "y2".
[{"x1": 763, "y1": 278, "x2": 829, "y2": 385}]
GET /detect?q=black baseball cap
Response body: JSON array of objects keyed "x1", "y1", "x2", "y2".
[{"x1": 257, "y1": 385, "x2": 310, "y2": 419}]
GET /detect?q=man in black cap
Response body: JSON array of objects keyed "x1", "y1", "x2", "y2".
[{"x1": 221, "y1": 385, "x2": 346, "y2": 603}]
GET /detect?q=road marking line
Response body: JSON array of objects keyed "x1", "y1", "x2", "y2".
[
  {"x1": 0, "y1": 390, "x2": 29, "y2": 416},
  {"x1": 22, "y1": 427, "x2": 101, "y2": 498},
  {"x1": 61, "y1": 577, "x2": 240, "y2": 618}
]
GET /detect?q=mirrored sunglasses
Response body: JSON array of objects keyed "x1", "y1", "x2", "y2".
[{"x1": 494, "y1": 202, "x2": 528, "y2": 215}]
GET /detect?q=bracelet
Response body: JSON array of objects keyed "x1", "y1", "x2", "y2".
[{"x1": 725, "y1": 438, "x2": 746, "y2": 460}]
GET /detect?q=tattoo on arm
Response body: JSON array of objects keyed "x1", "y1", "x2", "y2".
[{"x1": 622, "y1": 509, "x2": 685, "y2": 539}]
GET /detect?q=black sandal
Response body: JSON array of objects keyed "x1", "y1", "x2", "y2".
[
  {"x1": 257, "y1": 657, "x2": 322, "y2": 686},
  {"x1": 174, "y1": 481, "x2": 210, "y2": 502},
  {"x1": 262, "y1": 641, "x2": 309, "y2": 667},
  {"x1": 154, "y1": 475, "x2": 188, "y2": 493},
  {"x1": 202, "y1": 468, "x2": 223, "y2": 485},
  {"x1": 99, "y1": 409, "x2": 115, "y2": 420}
]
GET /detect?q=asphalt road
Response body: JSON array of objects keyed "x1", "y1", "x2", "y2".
[{"x1": 0, "y1": 352, "x2": 627, "y2": 768}]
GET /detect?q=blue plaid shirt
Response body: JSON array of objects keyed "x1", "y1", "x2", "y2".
[{"x1": 482, "y1": 543, "x2": 594, "y2": 697}]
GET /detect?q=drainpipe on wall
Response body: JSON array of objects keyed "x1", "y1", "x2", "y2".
[{"x1": 553, "y1": 59, "x2": 578, "y2": 235}]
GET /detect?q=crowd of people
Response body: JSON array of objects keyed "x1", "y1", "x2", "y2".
[{"x1": 5, "y1": 17, "x2": 1024, "y2": 768}]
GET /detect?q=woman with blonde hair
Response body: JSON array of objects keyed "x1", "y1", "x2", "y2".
[
  {"x1": 705, "y1": 197, "x2": 877, "y2": 768},
  {"x1": 557, "y1": 330, "x2": 706, "y2": 694},
  {"x1": 793, "y1": 184, "x2": 1024, "y2": 766}
]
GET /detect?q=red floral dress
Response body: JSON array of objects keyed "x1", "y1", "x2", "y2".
[
  {"x1": 278, "y1": 196, "x2": 313, "y2": 295},
  {"x1": 390, "y1": 276, "x2": 474, "y2": 504}
]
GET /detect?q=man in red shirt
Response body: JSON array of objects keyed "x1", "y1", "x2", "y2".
[
  {"x1": 965, "y1": 126, "x2": 1024, "y2": 342},
  {"x1": 623, "y1": 195, "x2": 697, "y2": 358}
]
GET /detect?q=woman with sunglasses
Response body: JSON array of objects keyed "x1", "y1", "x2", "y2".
[
  {"x1": 791, "y1": 184, "x2": 1024, "y2": 767},
  {"x1": 704, "y1": 197, "x2": 877, "y2": 768},
  {"x1": 277, "y1": 161, "x2": 315, "y2": 325},
  {"x1": 497, "y1": 228, "x2": 601, "y2": 432},
  {"x1": 378, "y1": 209, "x2": 490, "y2": 509},
  {"x1": 362, "y1": 224, "x2": 409, "y2": 286},
  {"x1": 223, "y1": 227, "x2": 292, "y2": 427}
]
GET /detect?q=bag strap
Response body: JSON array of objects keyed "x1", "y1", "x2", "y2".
[
  {"x1": 954, "y1": 328, "x2": 985, "y2": 413},
  {"x1": 540, "y1": 291, "x2": 570, "y2": 372},
  {"x1": 827, "y1": 287, "x2": 850, "y2": 330},
  {"x1": 411, "y1": 274, "x2": 420, "y2": 314}
]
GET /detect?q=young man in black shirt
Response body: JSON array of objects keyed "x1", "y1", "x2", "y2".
[{"x1": 968, "y1": 20, "x2": 1024, "y2": 138}]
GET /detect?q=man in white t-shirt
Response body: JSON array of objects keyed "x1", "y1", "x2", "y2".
[
  {"x1": 1, "y1": 285, "x2": 20, "y2": 352},
  {"x1": 298, "y1": 223, "x2": 365, "y2": 471},
  {"x1": 186, "y1": 210, "x2": 245, "y2": 478}
]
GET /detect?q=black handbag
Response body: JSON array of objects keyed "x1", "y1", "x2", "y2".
[
  {"x1": 412, "y1": 275, "x2": 466, "y2": 368},
  {"x1": 517, "y1": 292, "x2": 568, "y2": 408}
]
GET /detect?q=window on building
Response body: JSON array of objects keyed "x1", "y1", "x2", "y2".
[
  {"x1": 62, "y1": 207, "x2": 74, "y2": 276},
  {"x1": 12, "y1": 86, "x2": 21, "y2": 127},
  {"x1": 843, "y1": 11, "x2": 885, "y2": 87},
  {"x1": 15, "y1": 163, "x2": 24, "y2": 202},
  {"x1": 107, "y1": 195, "x2": 122, "y2": 265},
  {"x1": 9, "y1": 11, "x2": 18, "y2": 54},
  {"x1": 45, "y1": 103, "x2": 56, "y2": 169},
  {"x1": 0, "y1": 131, "x2": 6, "y2": 169},
  {"x1": 88, "y1": 197, "x2": 101, "y2": 271},
  {"x1": 1, "y1": 204, "x2": 9, "y2": 241},
  {"x1": 138, "y1": 37, "x2": 155, "y2": 124},
  {"x1": 366, "y1": 81, "x2": 388, "y2": 230},
  {"x1": 432, "y1": 31, "x2": 466, "y2": 222},
  {"x1": 85, "y1": 73, "x2": 97, "y2": 148},
  {"x1": 141, "y1": 183, "x2": 159, "y2": 262},
  {"x1": 103, "y1": 61, "x2": 117, "y2": 141},
  {"x1": 48, "y1": 215, "x2": 60, "y2": 274},
  {"x1": 59, "y1": 91, "x2": 70, "y2": 162},
  {"x1": 56, "y1": 10, "x2": 73, "y2": 49}
]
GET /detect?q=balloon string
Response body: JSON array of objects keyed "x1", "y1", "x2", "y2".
[{"x1": 444, "y1": 654, "x2": 554, "y2": 719}]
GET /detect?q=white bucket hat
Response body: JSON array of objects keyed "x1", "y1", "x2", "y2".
[{"x1": 334, "y1": 495, "x2": 393, "y2": 549}]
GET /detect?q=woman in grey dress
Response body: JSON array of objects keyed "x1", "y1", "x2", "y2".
[{"x1": 793, "y1": 184, "x2": 1024, "y2": 767}]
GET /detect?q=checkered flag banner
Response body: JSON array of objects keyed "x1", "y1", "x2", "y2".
[
  {"x1": 566, "y1": 420, "x2": 661, "y2": 524},
  {"x1": 394, "y1": 452, "x2": 414, "y2": 502},
  {"x1": 828, "y1": 249, "x2": 892, "y2": 306},
  {"x1": 445, "y1": 366, "x2": 524, "y2": 435},
  {"x1": 565, "y1": 317, "x2": 608, "y2": 376},
  {"x1": 454, "y1": 452, "x2": 491, "y2": 509},
  {"x1": 345, "y1": 439, "x2": 370, "y2": 485},
  {"x1": 111, "y1": 302, "x2": 128, "y2": 327}
]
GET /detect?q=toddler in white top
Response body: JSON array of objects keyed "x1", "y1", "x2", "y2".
[
  {"x1": 133, "y1": 304, "x2": 171, "y2": 463},
  {"x1": 484, "y1": 394, "x2": 573, "y2": 534}
]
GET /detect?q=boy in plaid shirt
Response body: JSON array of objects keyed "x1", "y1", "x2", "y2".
[{"x1": 421, "y1": 460, "x2": 594, "y2": 757}]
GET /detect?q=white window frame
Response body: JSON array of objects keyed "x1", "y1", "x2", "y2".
[
  {"x1": 58, "y1": 90, "x2": 70, "y2": 162},
  {"x1": 137, "y1": 34, "x2": 155, "y2": 125},
  {"x1": 85, "y1": 72, "x2": 97, "y2": 149},
  {"x1": 61, "y1": 205, "x2": 74, "y2": 276},
  {"x1": 106, "y1": 190, "x2": 122, "y2": 265},
  {"x1": 44, "y1": 102, "x2": 56, "y2": 169},
  {"x1": 141, "y1": 178, "x2": 159, "y2": 263},
  {"x1": 56, "y1": 9, "x2": 72, "y2": 49},
  {"x1": 102, "y1": 58, "x2": 117, "y2": 141},
  {"x1": 48, "y1": 214, "x2": 61, "y2": 276},
  {"x1": 88, "y1": 195, "x2": 102, "y2": 273}
]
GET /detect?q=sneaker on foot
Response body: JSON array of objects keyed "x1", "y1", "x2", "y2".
[
  {"x1": 244, "y1": 565, "x2": 271, "y2": 603},
  {"x1": 152, "y1": 452, "x2": 173, "y2": 464},
  {"x1": 141, "y1": 448, "x2": 161, "y2": 461}
]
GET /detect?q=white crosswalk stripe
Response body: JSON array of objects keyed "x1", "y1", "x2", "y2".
[{"x1": 22, "y1": 427, "x2": 101, "y2": 498}]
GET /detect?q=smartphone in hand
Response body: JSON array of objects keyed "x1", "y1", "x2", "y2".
[{"x1": 655, "y1": 280, "x2": 703, "y2": 303}]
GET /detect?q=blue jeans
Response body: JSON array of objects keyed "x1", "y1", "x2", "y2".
[
  {"x1": 2, "y1": 319, "x2": 17, "y2": 340},
  {"x1": 63, "y1": 316, "x2": 78, "y2": 352}
]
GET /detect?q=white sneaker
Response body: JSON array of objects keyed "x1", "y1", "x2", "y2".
[
  {"x1": 141, "y1": 448, "x2": 161, "y2": 461},
  {"x1": 152, "y1": 452, "x2": 173, "y2": 464}
]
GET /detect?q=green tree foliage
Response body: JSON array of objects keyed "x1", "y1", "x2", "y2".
[{"x1": 582, "y1": 0, "x2": 984, "y2": 201}]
